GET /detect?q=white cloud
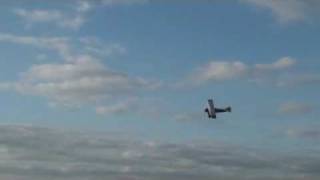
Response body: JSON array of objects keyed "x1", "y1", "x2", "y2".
[
  {"x1": 0, "y1": 33, "x2": 160, "y2": 111},
  {"x1": 0, "y1": 33, "x2": 71, "y2": 60},
  {"x1": 13, "y1": 3, "x2": 87, "y2": 30},
  {"x1": 80, "y1": 37, "x2": 127, "y2": 57},
  {"x1": 24, "y1": 56, "x2": 105, "y2": 81},
  {"x1": 76, "y1": 1, "x2": 92, "y2": 12},
  {"x1": 278, "y1": 102, "x2": 313, "y2": 115},
  {"x1": 14, "y1": 9, "x2": 63, "y2": 22},
  {"x1": 190, "y1": 61, "x2": 249, "y2": 84},
  {"x1": 5, "y1": 56, "x2": 157, "y2": 107},
  {"x1": 242, "y1": 0, "x2": 320, "y2": 24},
  {"x1": 96, "y1": 98, "x2": 137, "y2": 115},
  {"x1": 101, "y1": 0, "x2": 148, "y2": 6},
  {"x1": 14, "y1": 8, "x2": 86, "y2": 30},
  {"x1": 96, "y1": 97, "x2": 165, "y2": 117},
  {"x1": 255, "y1": 57, "x2": 296, "y2": 71},
  {"x1": 59, "y1": 15, "x2": 86, "y2": 30},
  {"x1": 96, "y1": 103, "x2": 130, "y2": 115},
  {"x1": 0, "y1": 33, "x2": 126, "y2": 61},
  {"x1": 187, "y1": 57, "x2": 296, "y2": 86},
  {"x1": 13, "y1": 0, "x2": 148, "y2": 30}
]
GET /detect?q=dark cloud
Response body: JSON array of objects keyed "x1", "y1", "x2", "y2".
[{"x1": 0, "y1": 125, "x2": 318, "y2": 179}]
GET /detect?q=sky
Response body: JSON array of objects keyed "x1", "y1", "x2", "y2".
[{"x1": 0, "y1": 0, "x2": 319, "y2": 179}]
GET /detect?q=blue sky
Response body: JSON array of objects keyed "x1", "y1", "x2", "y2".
[{"x1": 0, "y1": 1, "x2": 319, "y2": 179}]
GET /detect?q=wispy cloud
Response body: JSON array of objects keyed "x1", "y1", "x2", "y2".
[
  {"x1": 101, "y1": 0, "x2": 148, "y2": 6},
  {"x1": 174, "y1": 112, "x2": 203, "y2": 122},
  {"x1": 76, "y1": 1, "x2": 93, "y2": 12},
  {"x1": 0, "y1": 33, "x2": 71, "y2": 60},
  {"x1": 255, "y1": 57, "x2": 296, "y2": 71},
  {"x1": 190, "y1": 61, "x2": 249, "y2": 83},
  {"x1": 0, "y1": 32, "x2": 127, "y2": 63},
  {"x1": 14, "y1": 8, "x2": 63, "y2": 22},
  {"x1": 276, "y1": 73, "x2": 320, "y2": 87},
  {"x1": 79, "y1": 37, "x2": 127, "y2": 57},
  {"x1": 13, "y1": 0, "x2": 148, "y2": 30},
  {"x1": 0, "y1": 124, "x2": 318, "y2": 180},
  {"x1": 96, "y1": 97, "x2": 165, "y2": 118},
  {"x1": 13, "y1": 8, "x2": 86, "y2": 30},
  {"x1": 286, "y1": 126, "x2": 320, "y2": 140},
  {"x1": 241, "y1": 0, "x2": 320, "y2": 24},
  {"x1": 96, "y1": 98, "x2": 137, "y2": 115},
  {"x1": 278, "y1": 102, "x2": 313, "y2": 115}
]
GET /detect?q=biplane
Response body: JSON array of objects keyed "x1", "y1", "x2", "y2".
[{"x1": 204, "y1": 99, "x2": 231, "y2": 119}]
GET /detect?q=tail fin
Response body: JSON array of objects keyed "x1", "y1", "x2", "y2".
[{"x1": 225, "y1": 106, "x2": 231, "y2": 112}]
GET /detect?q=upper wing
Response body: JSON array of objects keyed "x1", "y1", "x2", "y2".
[{"x1": 208, "y1": 99, "x2": 215, "y2": 116}]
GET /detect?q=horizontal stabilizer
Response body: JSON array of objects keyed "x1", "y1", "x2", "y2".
[{"x1": 225, "y1": 107, "x2": 232, "y2": 112}]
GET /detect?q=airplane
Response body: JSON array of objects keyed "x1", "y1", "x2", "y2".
[{"x1": 204, "y1": 99, "x2": 231, "y2": 119}]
